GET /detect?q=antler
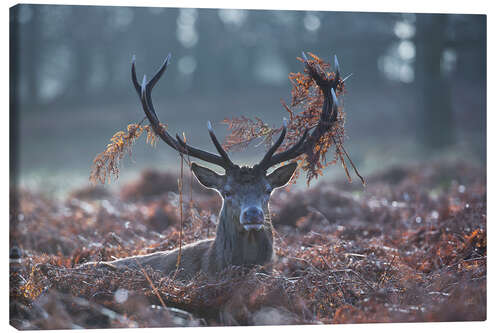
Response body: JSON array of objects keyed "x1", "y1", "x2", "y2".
[
  {"x1": 256, "y1": 52, "x2": 342, "y2": 171},
  {"x1": 131, "y1": 54, "x2": 235, "y2": 170}
]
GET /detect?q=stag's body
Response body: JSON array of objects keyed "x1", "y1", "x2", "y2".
[
  {"x1": 99, "y1": 170, "x2": 275, "y2": 280},
  {"x1": 83, "y1": 52, "x2": 343, "y2": 280},
  {"x1": 108, "y1": 216, "x2": 273, "y2": 280}
]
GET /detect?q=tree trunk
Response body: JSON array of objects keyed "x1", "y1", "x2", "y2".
[{"x1": 414, "y1": 14, "x2": 454, "y2": 150}]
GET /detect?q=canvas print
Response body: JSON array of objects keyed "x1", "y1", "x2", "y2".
[{"x1": 9, "y1": 4, "x2": 486, "y2": 329}]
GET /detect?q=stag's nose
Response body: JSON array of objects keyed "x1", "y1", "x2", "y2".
[{"x1": 241, "y1": 207, "x2": 264, "y2": 225}]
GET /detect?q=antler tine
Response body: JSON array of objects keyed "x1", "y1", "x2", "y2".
[
  {"x1": 331, "y1": 88, "x2": 339, "y2": 123},
  {"x1": 334, "y1": 54, "x2": 340, "y2": 78},
  {"x1": 131, "y1": 54, "x2": 171, "y2": 98},
  {"x1": 148, "y1": 53, "x2": 171, "y2": 90},
  {"x1": 341, "y1": 73, "x2": 353, "y2": 83},
  {"x1": 301, "y1": 51, "x2": 309, "y2": 62},
  {"x1": 260, "y1": 127, "x2": 309, "y2": 170},
  {"x1": 207, "y1": 121, "x2": 235, "y2": 168},
  {"x1": 333, "y1": 54, "x2": 343, "y2": 93},
  {"x1": 139, "y1": 75, "x2": 175, "y2": 145},
  {"x1": 133, "y1": 55, "x2": 233, "y2": 169},
  {"x1": 256, "y1": 118, "x2": 288, "y2": 170},
  {"x1": 131, "y1": 55, "x2": 141, "y2": 97}
]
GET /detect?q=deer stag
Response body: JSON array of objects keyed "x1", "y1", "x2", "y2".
[{"x1": 85, "y1": 52, "x2": 342, "y2": 280}]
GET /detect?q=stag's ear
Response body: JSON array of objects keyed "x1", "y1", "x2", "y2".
[
  {"x1": 267, "y1": 162, "x2": 298, "y2": 189},
  {"x1": 191, "y1": 162, "x2": 224, "y2": 189}
]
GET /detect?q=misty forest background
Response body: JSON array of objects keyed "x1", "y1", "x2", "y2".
[{"x1": 10, "y1": 5, "x2": 486, "y2": 195}]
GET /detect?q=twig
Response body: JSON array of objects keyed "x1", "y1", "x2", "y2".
[
  {"x1": 340, "y1": 144, "x2": 366, "y2": 186},
  {"x1": 81, "y1": 236, "x2": 168, "y2": 309},
  {"x1": 133, "y1": 258, "x2": 168, "y2": 309},
  {"x1": 343, "y1": 268, "x2": 376, "y2": 292},
  {"x1": 377, "y1": 254, "x2": 397, "y2": 287},
  {"x1": 290, "y1": 256, "x2": 322, "y2": 274},
  {"x1": 137, "y1": 115, "x2": 147, "y2": 126},
  {"x1": 318, "y1": 255, "x2": 347, "y2": 303},
  {"x1": 176, "y1": 146, "x2": 185, "y2": 271}
]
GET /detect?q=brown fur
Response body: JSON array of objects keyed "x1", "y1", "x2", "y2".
[{"x1": 82, "y1": 212, "x2": 273, "y2": 280}]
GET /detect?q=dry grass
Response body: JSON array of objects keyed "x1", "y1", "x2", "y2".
[{"x1": 10, "y1": 160, "x2": 486, "y2": 329}]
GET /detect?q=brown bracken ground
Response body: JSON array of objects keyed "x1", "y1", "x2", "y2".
[{"x1": 10, "y1": 159, "x2": 486, "y2": 329}]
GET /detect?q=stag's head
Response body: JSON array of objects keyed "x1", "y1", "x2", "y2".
[
  {"x1": 131, "y1": 52, "x2": 340, "y2": 233},
  {"x1": 191, "y1": 161, "x2": 297, "y2": 232}
]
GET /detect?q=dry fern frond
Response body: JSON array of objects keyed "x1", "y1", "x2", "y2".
[
  {"x1": 222, "y1": 116, "x2": 282, "y2": 152},
  {"x1": 89, "y1": 123, "x2": 166, "y2": 185}
]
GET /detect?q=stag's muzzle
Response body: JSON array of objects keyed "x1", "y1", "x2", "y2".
[{"x1": 240, "y1": 207, "x2": 265, "y2": 231}]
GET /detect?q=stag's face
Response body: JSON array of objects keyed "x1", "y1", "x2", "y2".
[{"x1": 191, "y1": 162, "x2": 298, "y2": 232}]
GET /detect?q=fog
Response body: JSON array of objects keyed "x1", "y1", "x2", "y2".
[{"x1": 10, "y1": 5, "x2": 486, "y2": 194}]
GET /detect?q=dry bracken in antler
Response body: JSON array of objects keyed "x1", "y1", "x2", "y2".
[
  {"x1": 223, "y1": 52, "x2": 364, "y2": 185},
  {"x1": 90, "y1": 52, "x2": 362, "y2": 187},
  {"x1": 89, "y1": 123, "x2": 166, "y2": 185}
]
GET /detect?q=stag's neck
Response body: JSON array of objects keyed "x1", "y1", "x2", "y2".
[{"x1": 211, "y1": 203, "x2": 273, "y2": 271}]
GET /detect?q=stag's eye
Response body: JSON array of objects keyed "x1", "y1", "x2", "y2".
[{"x1": 222, "y1": 190, "x2": 233, "y2": 197}]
